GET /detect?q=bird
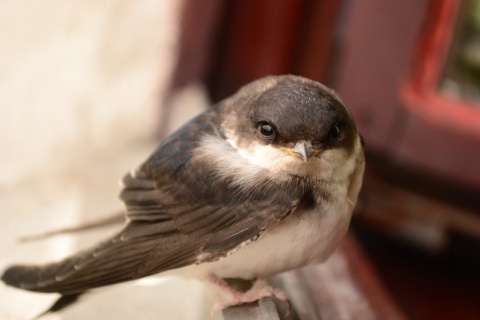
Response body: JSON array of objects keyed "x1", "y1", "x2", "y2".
[{"x1": 2, "y1": 74, "x2": 365, "y2": 316}]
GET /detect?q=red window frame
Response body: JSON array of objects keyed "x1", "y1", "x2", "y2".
[
  {"x1": 336, "y1": 0, "x2": 480, "y2": 190},
  {"x1": 401, "y1": 0, "x2": 480, "y2": 189}
]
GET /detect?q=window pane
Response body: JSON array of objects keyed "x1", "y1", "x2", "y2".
[{"x1": 440, "y1": 0, "x2": 480, "y2": 105}]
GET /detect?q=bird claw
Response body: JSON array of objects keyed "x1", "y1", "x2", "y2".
[{"x1": 207, "y1": 275, "x2": 289, "y2": 319}]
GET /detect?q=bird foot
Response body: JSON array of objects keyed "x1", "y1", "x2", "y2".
[{"x1": 207, "y1": 274, "x2": 289, "y2": 318}]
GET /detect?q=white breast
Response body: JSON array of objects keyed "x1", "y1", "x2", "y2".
[
  {"x1": 174, "y1": 133, "x2": 365, "y2": 280},
  {"x1": 205, "y1": 200, "x2": 351, "y2": 279}
]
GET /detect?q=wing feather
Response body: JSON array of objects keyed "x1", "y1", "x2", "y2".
[{"x1": 2, "y1": 111, "x2": 301, "y2": 296}]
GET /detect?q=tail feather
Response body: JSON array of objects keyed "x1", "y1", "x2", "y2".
[
  {"x1": 19, "y1": 212, "x2": 124, "y2": 242},
  {"x1": 34, "y1": 294, "x2": 82, "y2": 318},
  {"x1": 2, "y1": 262, "x2": 85, "y2": 316},
  {"x1": 1, "y1": 222, "x2": 196, "y2": 295},
  {"x1": 2, "y1": 256, "x2": 81, "y2": 293},
  {"x1": 1, "y1": 233, "x2": 118, "y2": 294},
  {"x1": 2, "y1": 265, "x2": 40, "y2": 289},
  {"x1": 2, "y1": 221, "x2": 199, "y2": 317}
]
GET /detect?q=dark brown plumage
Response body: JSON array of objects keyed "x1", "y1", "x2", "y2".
[{"x1": 2, "y1": 75, "x2": 365, "y2": 315}]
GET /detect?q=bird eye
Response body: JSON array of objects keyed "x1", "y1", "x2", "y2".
[
  {"x1": 259, "y1": 122, "x2": 275, "y2": 137},
  {"x1": 328, "y1": 124, "x2": 342, "y2": 141}
]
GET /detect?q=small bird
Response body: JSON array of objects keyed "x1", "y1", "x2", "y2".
[{"x1": 2, "y1": 75, "x2": 365, "y2": 315}]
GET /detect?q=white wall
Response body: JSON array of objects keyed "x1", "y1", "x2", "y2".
[{"x1": 0, "y1": 1, "x2": 211, "y2": 319}]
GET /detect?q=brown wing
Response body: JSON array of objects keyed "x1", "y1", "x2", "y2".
[{"x1": 2, "y1": 112, "x2": 301, "y2": 295}]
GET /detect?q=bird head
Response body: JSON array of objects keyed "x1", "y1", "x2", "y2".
[{"x1": 219, "y1": 75, "x2": 362, "y2": 180}]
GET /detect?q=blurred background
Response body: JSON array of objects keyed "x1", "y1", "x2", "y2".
[{"x1": 1, "y1": 0, "x2": 480, "y2": 319}]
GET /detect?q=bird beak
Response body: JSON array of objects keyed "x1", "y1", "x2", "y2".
[{"x1": 280, "y1": 141, "x2": 320, "y2": 162}]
